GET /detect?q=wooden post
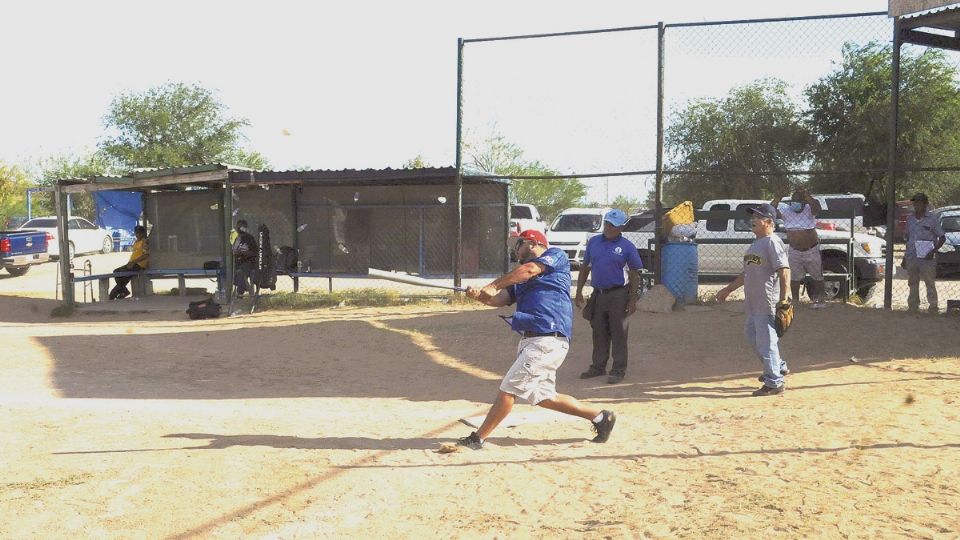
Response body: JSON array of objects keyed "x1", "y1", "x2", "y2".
[{"x1": 54, "y1": 184, "x2": 73, "y2": 305}]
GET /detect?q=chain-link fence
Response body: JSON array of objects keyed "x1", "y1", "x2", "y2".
[{"x1": 459, "y1": 11, "x2": 960, "y2": 313}]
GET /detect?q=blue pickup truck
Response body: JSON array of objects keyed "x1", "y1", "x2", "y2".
[{"x1": 0, "y1": 230, "x2": 50, "y2": 276}]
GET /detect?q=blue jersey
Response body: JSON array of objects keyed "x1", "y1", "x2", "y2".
[
  {"x1": 583, "y1": 234, "x2": 644, "y2": 289},
  {"x1": 506, "y1": 247, "x2": 573, "y2": 338}
]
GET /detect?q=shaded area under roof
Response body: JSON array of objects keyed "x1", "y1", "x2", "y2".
[{"x1": 899, "y1": 5, "x2": 960, "y2": 50}]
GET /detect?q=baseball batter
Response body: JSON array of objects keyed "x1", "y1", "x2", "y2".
[{"x1": 456, "y1": 230, "x2": 616, "y2": 449}]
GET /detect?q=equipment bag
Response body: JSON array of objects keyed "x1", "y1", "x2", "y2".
[
  {"x1": 186, "y1": 297, "x2": 222, "y2": 320},
  {"x1": 255, "y1": 224, "x2": 277, "y2": 290}
]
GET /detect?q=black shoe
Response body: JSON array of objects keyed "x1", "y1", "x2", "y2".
[
  {"x1": 456, "y1": 432, "x2": 483, "y2": 450},
  {"x1": 591, "y1": 410, "x2": 617, "y2": 443},
  {"x1": 757, "y1": 368, "x2": 790, "y2": 382},
  {"x1": 580, "y1": 368, "x2": 606, "y2": 379},
  {"x1": 116, "y1": 290, "x2": 130, "y2": 300},
  {"x1": 751, "y1": 385, "x2": 785, "y2": 397},
  {"x1": 607, "y1": 374, "x2": 624, "y2": 384}
]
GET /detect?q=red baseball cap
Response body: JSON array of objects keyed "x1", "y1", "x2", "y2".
[{"x1": 518, "y1": 229, "x2": 548, "y2": 247}]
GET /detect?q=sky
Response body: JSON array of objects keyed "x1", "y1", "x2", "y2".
[{"x1": 0, "y1": 0, "x2": 892, "y2": 201}]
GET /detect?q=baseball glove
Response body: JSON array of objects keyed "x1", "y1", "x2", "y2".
[{"x1": 775, "y1": 300, "x2": 794, "y2": 337}]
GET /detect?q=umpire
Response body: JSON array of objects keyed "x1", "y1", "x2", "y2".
[{"x1": 575, "y1": 209, "x2": 643, "y2": 384}]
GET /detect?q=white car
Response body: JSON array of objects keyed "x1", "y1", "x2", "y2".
[
  {"x1": 19, "y1": 216, "x2": 114, "y2": 259},
  {"x1": 546, "y1": 207, "x2": 611, "y2": 266}
]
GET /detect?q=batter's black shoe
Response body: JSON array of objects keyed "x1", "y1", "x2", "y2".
[
  {"x1": 456, "y1": 432, "x2": 483, "y2": 450},
  {"x1": 591, "y1": 410, "x2": 617, "y2": 443},
  {"x1": 757, "y1": 368, "x2": 790, "y2": 382},
  {"x1": 580, "y1": 367, "x2": 606, "y2": 379},
  {"x1": 751, "y1": 385, "x2": 785, "y2": 397}
]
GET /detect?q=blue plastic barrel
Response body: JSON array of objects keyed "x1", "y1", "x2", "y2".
[{"x1": 662, "y1": 242, "x2": 698, "y2": 305}]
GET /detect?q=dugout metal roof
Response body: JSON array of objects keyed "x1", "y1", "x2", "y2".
[
  {"x1": 57, "y1": 163, "x2": 508, "y2": 193},
  {"x1": 899, "y1": 5, "x2": 960, "y2": 50}
]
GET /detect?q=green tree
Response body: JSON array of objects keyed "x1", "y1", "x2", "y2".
[
  {"x1": 663, "y1": 78, "x2": 812, "y2": 206},
  {"x1": 0, "y1": 162, "x2": 31, "y2": 227},
  {"x1": 99, "y1": 82, "x2": 268, "y2": 170},
  {"x1": 464, "y1": 133, "x2": 586, "y2": 222},
  {"x1": 29, "y1": 152, "x2": 115, "y2": 219},
  {"x1": 609, "y1": 194, "x2": 643, "y2": 215},
  {"x1": 402, "y1": 155, "x2": 432, "y2": 169},
  {"x1": 805, "y1": 42, "x2": 960, "y2": 204}
]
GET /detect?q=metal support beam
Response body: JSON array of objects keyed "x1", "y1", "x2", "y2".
[
  {"x1": 54, "y1": 185, "x2": 73, "y2": 306},
  {"x1": 654, "y1": 22, "x2": 666, "y2": 284},
  {"x1": 901, "y1": 28, "x2": 960, "y2": 50},
  {"x1": 222, "y1": 181, "x2": 234, "y2": 304},
  {"x1": 884, "y1": 19, "x2": 902, "y2": 310},
  {"x1": 454, "y1": 37, "x2": 465, "y2": 289}
]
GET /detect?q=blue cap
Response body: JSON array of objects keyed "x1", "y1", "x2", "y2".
[
  {"x1": 748, "y1": 203, "x2": 778, "y2": 220},
  {"x1": 603, "y1": 209, "x2": 629, "y2": 227}
]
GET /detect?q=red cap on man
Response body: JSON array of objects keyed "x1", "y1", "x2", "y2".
[{"x1": 518, "y1": 229, "x2": 548, "y2": 247}]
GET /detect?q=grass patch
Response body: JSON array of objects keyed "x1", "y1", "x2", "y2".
[
  {"x1": 257, "y1": 288, "x2": 442, "y2": 311},
  {"x1": 49, "y1": 303, "x2": 76, "y2": 318}
]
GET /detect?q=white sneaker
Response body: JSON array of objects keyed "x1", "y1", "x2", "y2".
[{"x1": 811, "y1": 303, "x2": 827, "y2": 310}]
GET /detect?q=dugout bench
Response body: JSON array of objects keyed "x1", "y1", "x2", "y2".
[{"x1": 74, "y1": 268, "x2": 221, "y2": 303}]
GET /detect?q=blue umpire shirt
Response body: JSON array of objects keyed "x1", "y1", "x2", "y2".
[
  {"x1": 583, "y1": 233, "x2": 644, "y2": 289},
  {"x1": 506, "y1": 247, "x2": 573, "y2": 339}
]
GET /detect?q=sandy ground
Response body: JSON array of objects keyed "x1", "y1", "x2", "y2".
[{"x1": 1, "y1": 291, "x2": 959, "y2": 539}]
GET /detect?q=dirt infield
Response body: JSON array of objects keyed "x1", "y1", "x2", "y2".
[{"x1": 1, "y1": 295, "x2": 959, "y2": 538}]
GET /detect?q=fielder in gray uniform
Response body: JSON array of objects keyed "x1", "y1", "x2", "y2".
[{"x1": 716, "y1": 203, "x2": 791, "y2": 397}]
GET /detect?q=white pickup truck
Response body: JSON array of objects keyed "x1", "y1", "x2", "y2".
[
  {"x1": 611, "y1": 199, "x2": 886, "y2": 301},
  {"x1": 509, "y1": 204, "x2": 547, "y2": 235}
]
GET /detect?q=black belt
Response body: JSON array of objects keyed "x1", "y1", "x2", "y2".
[
  {"x1": 594, "y1": 285, "x2": 626, "y2": 294},
  {"x1": 791, "y1": 243, "x2": 820, "y2": 252},
  {"x1": 522, "y1": 331, "x2": 567, "y2": 338}
]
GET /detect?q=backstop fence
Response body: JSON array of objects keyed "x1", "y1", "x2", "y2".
[{"x1": 457, "y1": 11, "x2": 960, "y2": 313}]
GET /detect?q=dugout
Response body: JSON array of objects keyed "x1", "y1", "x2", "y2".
[{"x1": 55, "y1": 164, "x2": 510, "y2": 303}]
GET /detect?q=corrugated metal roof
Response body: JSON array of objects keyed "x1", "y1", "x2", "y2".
[
  {"x1": 901, "y1": 4, "x2": 960, "y2": 20},
  {"x1": 57, "y1": 164, "x2": 509, "y2": 191},
  {"x1": 900, "y1": 4, "x2": 960, "y2": 30}
]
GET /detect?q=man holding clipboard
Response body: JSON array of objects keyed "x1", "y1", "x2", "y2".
[{"x1": 903, "y1": 193, "x2": 946, "y2": 313}]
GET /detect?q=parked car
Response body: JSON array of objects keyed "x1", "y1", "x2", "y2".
[
  {"x1": 894, "y1": 200, "x2": 914, "y2": 243},
  {"x1": 3, "y1": 216, "x2": 28, "y2": 230},
  {"x1": 811, "y1": 193, "x2": 865, "y2": 232},
  {"x1": 0, "y1": 229, "x2": 50, "y2": 276},
  {"x1": 935, "y1": 209, "x2": 960, "y2": 277},
  {"x1": 546, "y1": 207, "x2": 611, "y2": 267},
  {"x1": 509, "y1": 204, "x2": 547, "y2": 235},
  {"x1": 19, "y1": 216, "x2": 114, "y2": 259},
  {"x1": 613, "y1": 199, "x2": 886, "y2": 301}
]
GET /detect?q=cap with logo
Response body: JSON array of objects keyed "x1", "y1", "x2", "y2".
[
  {"x1": 518, "y1": 229, "x2": 548, "y2": 247},
  {"x1": 603, "y1": 209, "x2": 629, "y2": 227},
  {"x1": 747, "y1": 203, "x2": 778, "y2": 221}
]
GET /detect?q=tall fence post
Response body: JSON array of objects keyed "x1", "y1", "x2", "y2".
[
  {"x1": 222, "y1": 179, "x2": 234, "y2": 304},
  {"x1": 883, "y1": 18, "x2": 901, "y2": 310},
  {"x1": 454, "y1": 37, "x2": 465, "y2": 290},
  {"x1": 55, "y1": 183, "x2": 73, "y2": 306},
  {"x1": 654, "y1": 21, "x2": 666, "y2": 283}
]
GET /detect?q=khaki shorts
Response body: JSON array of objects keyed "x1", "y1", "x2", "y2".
[
  {"x1": 500, "y1": 336, "x2": 569, "y2": 405},
  {"x1": 788, "y1": 246, "x2": 823, "y2": 281}
]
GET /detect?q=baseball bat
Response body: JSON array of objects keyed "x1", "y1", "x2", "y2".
[{"x1": 368, "y1": 268, "x2": 467, "y2": 292}]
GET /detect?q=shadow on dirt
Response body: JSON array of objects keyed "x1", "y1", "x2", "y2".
[{"x1": 35, "y1": 302, "x2": 960, "y2": 402}]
